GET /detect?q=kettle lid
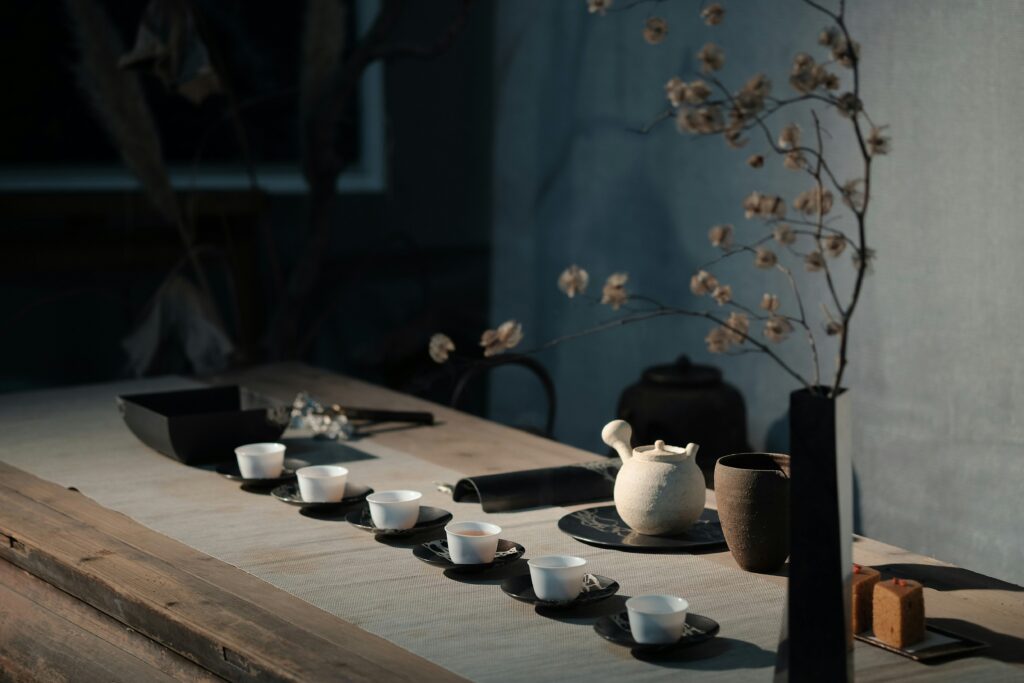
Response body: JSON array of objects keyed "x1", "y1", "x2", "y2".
[{"x1": 642, "y1": 355, "x2": 721, "y2": 387}]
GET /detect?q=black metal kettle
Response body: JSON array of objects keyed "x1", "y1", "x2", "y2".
[{"x1": 615, "y1": 355, "x2": 750, "y2": 488}]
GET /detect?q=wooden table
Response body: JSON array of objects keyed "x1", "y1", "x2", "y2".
[{"x1": 1, "y1": 363, "x2": 1021, "y2": 682}]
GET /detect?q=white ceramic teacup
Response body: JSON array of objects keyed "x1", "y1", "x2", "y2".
[
  {"x1": 528, "y1": 555, "x2": 587, "y2": 602},
  {"x1": 296, "y1": 465, "x2": 349, "y2": 503},
  {"x1": 234, "y1": 442, "x2": 286, "y2": 479},
  {"x1": 366, "y1": 490, "x2": 422, "y2": 530},
  {"x1": 445, "y1": 521, "x2": 501, "y2": 564},
  {"x1": 626, "y1": 595, "x2": 689, "y2": 644}
]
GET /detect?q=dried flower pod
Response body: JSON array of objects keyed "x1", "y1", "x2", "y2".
[
  {"x1": 867, "y1": 126, "x2": 891, "y2": 156},
  {"x1": 763, "y1": 315, "x2": 794, "y2": 343},
  {"x1": 841, "y1": 179, "x2": 865, "y2": 211},
  {"x1": 665, "y1": 76, "x2": 687, "y2": 107},
  {"x1": 480, "y1": 320, "x2": 523, "y2": 357},
  {"x1": 690, "y1": 270, "x2": 719, "y2": 296},
  {"x1": 587, "y1": 0, "x2": 612, "y2": 16},
  {"x1": 760, "y1": 293, "x2": 781, "y2": 312},
  {"x1": 831, "y1": 37, "x2": 860, "y2": 68},
  {"x1": 778, "y1": 123, "x2": 801, "y2": 149},
  {"x1": 747, "y1": 154, "x2": 765, "y2": 169},
  {"x1": 677, "y1": 106, "x2": 724, "y2": 135},
  {"x1": 724, "y1": 127, "x2": 748, "y2": 149},
  {"x1": 853, "y1": 247, "x2": 877, "y2": 270},
  {"x1": 705, "y1": 326, "x2": 731, "y2": 353},
  {"x1": 711, "y1": 284, "x2": 732, "y2": 305},
  {"x1": 643, "y1": 17, "x2": 668, "y2": 45},
  {"x1": 825, "y1": 320, "x2": 844, "y2": 336},
  {"x1": 686, "y1": 79, "x2": 712, "y2": 104},
  {"x1": 558, "y1": 264, "x2": 589, "y2": 297},
  {"x1": 783, "y1": 150, "x2": 806, "y2": 171},
  {"x1": 601, "y1": 272, "x2": 629, "y2": 309},
  {"x1": 836, "y1": 92, "x2": 863, "y2": 118},
  {"x1": 428, "y1": 333, "x2": 455, "y2": 363},
  {"x1": 743, "y1": 191, "x2": 786, "y2": 220},
  {"x1": 701, "y1": 4, "x2": 725, "y2": 26},
  {"x1": 773, "y1": 223, "x2": 797, "y2": 245},
  {"x1": 708, "y1": 224, "x2": 734, "y2": 249},
  {"x1": 698, "y1": 43, "x2": 725, "y2": 73},
  {"x1": 754, "y1": 247, "x2": 778, "y2": 269},
  {"x1": 724, "y1": 312, "x2": 750, "y2": 343},
  {"x1": 824, "y1": 234, "x2": 847, "y2": 258},
  {"x1": 804, "y1": 250, "x2": 825, "y2": 272},
  {"x1": 794, "y1": 187, "x2": 834, "y2": 216},
  {"x1": 818, "y1": 26, "x2": 840, "y2": 47}
]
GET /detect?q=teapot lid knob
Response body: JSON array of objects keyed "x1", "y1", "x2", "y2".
[{"x1": 654, "y1": 439, "x2": 666, "y2": 450}]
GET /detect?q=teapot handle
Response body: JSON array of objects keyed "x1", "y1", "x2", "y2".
[{"x1": 602, "y1": 420, "x2": 633, "y2": 462}]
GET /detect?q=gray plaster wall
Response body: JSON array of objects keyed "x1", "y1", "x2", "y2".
[{"x1": 488, "y1": 1, "x2": 1024, "y2": 585}]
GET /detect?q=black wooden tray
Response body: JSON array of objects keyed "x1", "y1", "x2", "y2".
[
  {"x1": 855, "y1": 623, "x2": 989, "y2": 662},
  {"x1": 558, "y1": 505, "x2": 724, "y2": 552}
]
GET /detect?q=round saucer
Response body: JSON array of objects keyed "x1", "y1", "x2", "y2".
[
  {"x1": 594, "y1": 611, "x2": 720, "y2": 652},
  {"x1": 346, "y1": 506, "x2": 453, "y2": 537},
  {"x1": 558, "y1": 506, "x2": 725, "y2": 553},
  {"x1": 501, "y1": 573, "x2": 619, "y2": 608},
  {"x1": 215, "y1": 458, "x2": 308, "y2": 486},
  {"x1": 270, "y1": 481, "x2": 373, "y2": 509},
  {"x1": 412, "y1": 539, "x2": 525, "y2": 573}
]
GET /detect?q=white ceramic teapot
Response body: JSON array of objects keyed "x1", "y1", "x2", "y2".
[{"x1": 602, "y1": 419, "x2": 706, "y2": 536}]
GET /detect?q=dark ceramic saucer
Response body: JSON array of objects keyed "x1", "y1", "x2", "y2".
[
  {"x1": 594, "y1": 611, "x2": 720, "y2": 652},
  {"x1": 215, "y1": 458, "x2": 309, "y2": 486},
  {"x1": 346, "y1": 506, "x2": 453, "y2": 537},
  {"x1": 558, "y1": 506, "x2": 725, "y2": 552},
  {"x1": 412, "y1": 539, "x2": 525, "y2": 573},
  {"x1": 270, "y1": 482, "x2": 373, "y2": 509},
  {"x1": 501, "y1": 573, "x2": 619, "y2": 608}
]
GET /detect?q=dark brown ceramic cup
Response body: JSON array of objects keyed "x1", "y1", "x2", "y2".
[{"x1": 714, "y1": 453, "x2": 790, "y2": 573}]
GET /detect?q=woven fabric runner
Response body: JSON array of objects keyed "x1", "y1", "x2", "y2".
[{"x1": 0, "y1": 378, "x2": 789, "y2": 682}]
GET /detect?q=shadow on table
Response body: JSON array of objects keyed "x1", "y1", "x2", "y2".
[
  {"x1": 872, "y1": 563, "x2": 1023, "y2": 594},
  {"x1": 535, "y1": 595, "x2": 629, "y2": 622},
  {"x1": 349, "y1": 422, "x2": 444, "y2": 439},
  {"x1": 442, "y1": 560, "x2": 529, "y2": 584},
  {"x1": 373, "y1": 530, "x2": 446, "y2": 546},
  {"x1": 279, "y1": 437, "x2": 378, "y2": 466},
  {"x1": 632, "y1": 637, "x2": 776, "y2": 669},
  {"x1": 926, "y1": 618, "x2": 1024, "y2": 666}
]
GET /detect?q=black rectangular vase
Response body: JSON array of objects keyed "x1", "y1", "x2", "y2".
[{"x1": 776, "y1": 387, "x2": 853, "y2": 682}]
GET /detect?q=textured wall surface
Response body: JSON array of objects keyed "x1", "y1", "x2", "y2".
[{"x1": 489, "y1": 1, "x2": 1024, "y2": 584}]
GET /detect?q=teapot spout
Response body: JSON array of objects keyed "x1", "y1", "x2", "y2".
[
  {"x1": 684, "y1": 442, "x2": 700, "y2": 459},
  {"x1": 602, "y1": 420, "x2": 634, "y2": 461}
]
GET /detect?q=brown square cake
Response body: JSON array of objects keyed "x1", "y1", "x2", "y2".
[
  {"x1": 872, "y1": 577, "x2": 925, "y2": 648},
  {"x1": 851, "y1": 564, "x2": 881, "y2": 633}
]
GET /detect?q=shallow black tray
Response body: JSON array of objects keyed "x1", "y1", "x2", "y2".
[
  {"x1": 854, "y1": 623, "x2": 989, "y2": 662},
  {"x1": 558, "y1": 505, "x2": 725, "y2": 552},
  {"x1": 271, "y1": 482, "x2": 373, "y2": 509},
  {"x1": 346, "y1": 505, "x2": 452, "y2": 536},
  {"x1": 501, "y1": 573, "x2": 619, "y2": 608},
  {"x1": 118, "y1": 385, "x2": 289, "y2": 466},
  {"x1": 413, "y1": 539, "x2": 525, "y2": 573},
  {"x1": 595, "y1": 611, "x2": 720, "y2": 652}
]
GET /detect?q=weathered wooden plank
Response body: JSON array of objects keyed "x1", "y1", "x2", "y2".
[
  {"x1": 0, "y1": 462, "x2": 468, "y2": 683},
  {"x1": 0, "y1": 559, "x2": 222, "y2": 683}
]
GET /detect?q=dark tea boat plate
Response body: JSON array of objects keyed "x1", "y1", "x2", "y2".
[
  {"x1": 271, "y1": 482, "x2": 373, "y2": 509},
  {"x1": 346, "y1": 506, "x2": 452, "y2": 536},
  {"x1": 594, "y1": 612, "x2": 720, "y2": 652},
  {"x1": 854, "y1": 623, "x2": 989, "y2": 662},
  {"x1": 501, "y1": 573, "x2": 619, "y2": 608},
  {"x1": 413, "y1": 539, "x2": 525, "y2": 573},
  {"x1": 215, "y1": 458, "x2": 308, "y2": 487},
  {"x1": 558, "y1": 505, "x2": 725, "y2": 552}
]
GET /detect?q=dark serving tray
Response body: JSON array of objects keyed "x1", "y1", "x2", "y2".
[
  {"x1": 558, "y1": 505, "x2": 725, "y2": 552},
  {"x1": 117, "y1": 385, "x2": 289, "y2": 466}
]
